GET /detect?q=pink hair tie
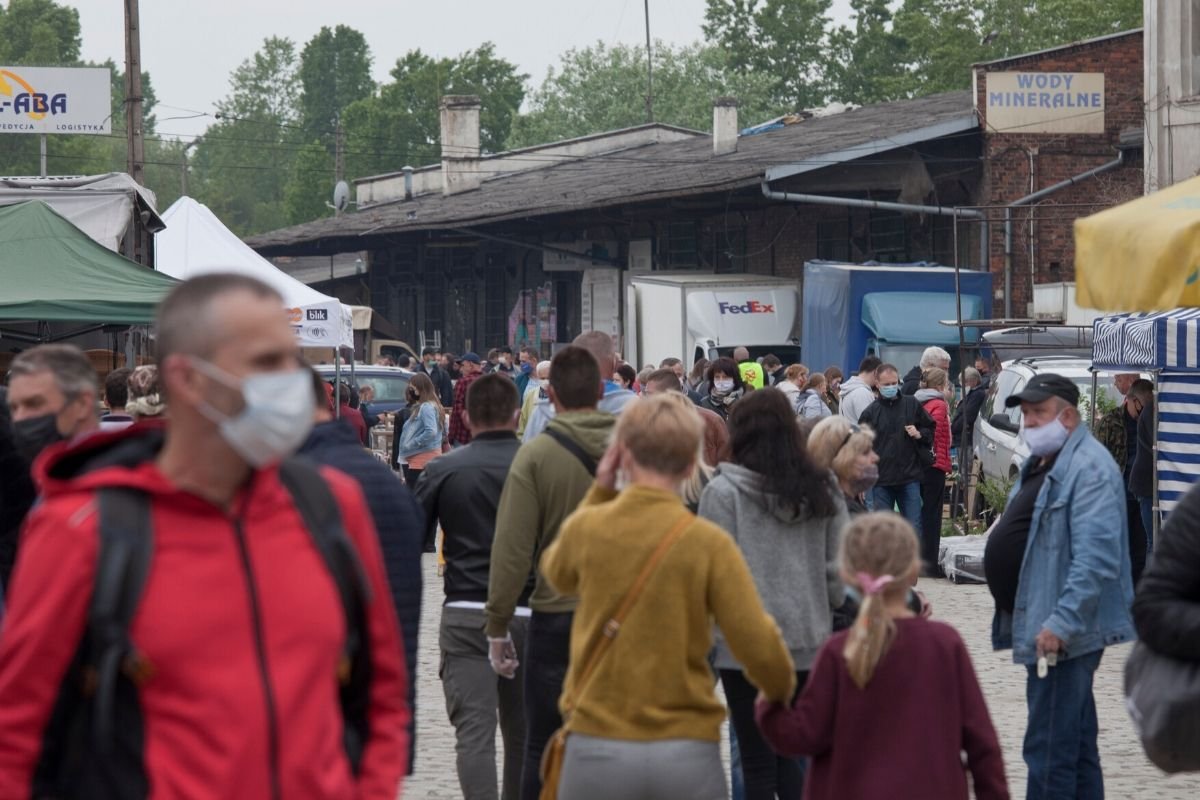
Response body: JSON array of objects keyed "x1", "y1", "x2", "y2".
[{"x1": 856, "y1": 572, "x2": 895, "y2": 596}]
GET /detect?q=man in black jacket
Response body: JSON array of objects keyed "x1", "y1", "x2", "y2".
[
  {"x1": 299, "y1": 368, "x2": 424, "y2": 776},
  {"x1": 951, "y1": 366, "x2": 987, "y2": 452},
  {"x1": 1133, "y1": 481, "x2": 1200, "y2": 664},
  {"x1": 414, "y1": 374, "x2": 530, "y2": 800},
  {"x1": 859, "y1": 363, "x2": 935, "y2": 530},
  {"x1": 418, "y1": 346, "x2": 454, "y2": 408}
]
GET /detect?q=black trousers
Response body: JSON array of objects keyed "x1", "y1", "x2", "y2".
[
  {"x1": 721, "y1": 668, "x2": 809, "y2": 800},
  {"x1": 1123, "y1": 466, "x2": 1147, "y2": 586},
  {"x1": 520, "y1": 611, "x2": 573, "y2": 800},
  {"x1": 919, "y1": 467, "x2": 948, "y2": 574}
]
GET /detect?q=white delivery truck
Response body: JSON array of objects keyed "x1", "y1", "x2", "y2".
[{"x1": 624, "y1": 273, "x2": 802, "y2": 371}]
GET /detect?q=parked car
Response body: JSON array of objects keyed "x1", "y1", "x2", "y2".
[
  {"x1": 971, "y1": 355, "x2": 1125, "y2": 491},
  {"x1": 314, "y1": 364, "x2": 415, "y2": 415}
]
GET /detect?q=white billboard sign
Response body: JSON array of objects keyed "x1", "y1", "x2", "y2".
[
  {"x1": 0, "y1": 66, "x2": 112, "y2": 134},
  {"x1": 986, "y1": 72, "x2": 1105, "y2": 134}
]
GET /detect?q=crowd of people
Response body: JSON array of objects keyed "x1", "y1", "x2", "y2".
[{"x1": 0, "y1": 271, "x2": 1195, "y2": 800}]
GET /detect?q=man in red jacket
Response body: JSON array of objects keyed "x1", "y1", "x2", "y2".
[{"x1": 0, "y1": 273, "x2": 410, "y2": 799}]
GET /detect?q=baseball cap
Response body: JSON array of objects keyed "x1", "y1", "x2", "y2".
[
  {"x1": 1005, "y1": 373, "x2": 1080, "y2": 408},
  {"x1": 459, "y1": 352, "x2": 482, "y2": 364}
]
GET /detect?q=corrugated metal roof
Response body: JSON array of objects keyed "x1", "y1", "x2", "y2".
[{"x1": 247, "y1": 90, "x2": 975, "y2": 255}]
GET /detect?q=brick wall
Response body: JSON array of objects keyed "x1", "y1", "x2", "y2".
[{"x1": 977, "y1": 31, "x2": 1144, "y2": 315}]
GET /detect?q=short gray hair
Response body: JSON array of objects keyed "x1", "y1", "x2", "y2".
[
  {"x1": 536, "y1": 360, "x2": 551, "y2": 378},
  {"x1": 963, "y1": 367, "x2": 981, "y2": 386},
  {"x1": 921, "y1": 346, "x2": 952, "y2": 369},
  {"x1": 10, "y1": 344, "x2": 98, "y2": 399},
  {"x1": 155, "y1": 273, "x2": 282, "y2": 363}
]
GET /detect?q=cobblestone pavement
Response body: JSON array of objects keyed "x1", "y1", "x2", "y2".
[{"x1": 402, "y1": 555, "x2": 1200, "y2": 799}]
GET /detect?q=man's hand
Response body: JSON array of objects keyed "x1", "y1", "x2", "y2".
[
  {"x1": 488, "y1": 635, "x2": 520, "y2": 679},
  {"x1": 1035, "y1": 628, "x2": 1064, "y2": 658},
  {"x1": 596, "y1": 442, "x2": 623, "y2": 492},
  {"x1": 904, "y1": 424, "x2": 921, "y2": 439}
]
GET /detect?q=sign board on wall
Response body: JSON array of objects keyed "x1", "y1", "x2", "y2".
[
  {"x1": 543, "y1": 241, "x2": 618, "y2": 271},
  {"x1": 581, "y1": 267, "x2": 621, "y2": 344},
  {"x1": 986, "y1": 72, "x2": 1104, "y2": 134},
  {"x1": 0, "y1": 66, "x2": 112, "y2": 134}
]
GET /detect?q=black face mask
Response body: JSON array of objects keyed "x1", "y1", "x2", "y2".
[{"x1": 12, "y1": 412, "x2": 64, "y2": 464}]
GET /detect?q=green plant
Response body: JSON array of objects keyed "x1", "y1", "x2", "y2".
[{"x1": 978, "y1": 475, "x2": 1015, "y2": 515}]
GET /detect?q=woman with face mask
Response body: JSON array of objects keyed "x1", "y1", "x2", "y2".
[
  {"x1": 807, "y1": 416, "x2": 880, "y2": 515},
  {"x1": 700, "y1": 357, "x2": 745, "y2": 422},
  {"x1": 397, "y1": 373, "x2": 446, "y2": 491},
  {"x1": 823, "y1": 367, "x2": 843, "y2": 416}
]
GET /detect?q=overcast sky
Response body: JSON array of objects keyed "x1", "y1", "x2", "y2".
[{"x1": 67, "y1": 0, "x2": 852, "y2": 140}]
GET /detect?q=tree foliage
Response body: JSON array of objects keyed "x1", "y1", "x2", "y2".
[
  {"x1": 508, "y1": 41, "x2": 782, "y2": 148},
  {"x1": 703, "y1": 0, "x2": 833, "y2": 109},
  {"x1": 298, "y1": 25, "x2": 374, "y2": 147}
]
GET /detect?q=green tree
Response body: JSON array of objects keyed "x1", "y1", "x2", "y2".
[
  {"x1": 298, "y1": 25, "x2": 374, "y2": 146},
  {"x1": 825, "y1": 0, "x2": 909, "y2": 104},
  {"x1": 341, "y1": 42, "x2": 526, "y2": 181},
  {"x1": 889, "y1": 0, "x2": 985, "y2": 96},
  {"x1": 507, "y1": 41, "x2": 782, "y2": 148},
  {"x1": 283, "y1": 139, "x2": 334, "y2": 225},
  {"x1": 0, "y1": 0, "x2": 81, "y2": 64},
  {"x1": 191, "y1": 37, "x2": 301, "y2": 235},
  {"x1": 703, "y1": 0, "x2": 832, "y2": 109}
]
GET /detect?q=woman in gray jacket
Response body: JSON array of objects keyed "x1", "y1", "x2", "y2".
[{"x1": 699, "y1": 387, "x2": 847, "y2": 800}]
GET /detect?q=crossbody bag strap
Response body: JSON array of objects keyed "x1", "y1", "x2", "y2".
[{"x1": 562, "y1": 511, "x2": 693, "y2": 716}]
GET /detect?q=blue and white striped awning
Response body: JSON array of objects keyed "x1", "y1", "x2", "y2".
[
  {"x1": 1093, "y1": 308, "x2": 1200, "y2": 370},
  {"x1": 1157, "y1": 373, "x2": 1200, "y2": 513}
]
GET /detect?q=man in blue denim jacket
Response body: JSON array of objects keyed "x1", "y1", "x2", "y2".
[{"x1": 983, "y1": 374, "x2": 1134, "y2": 800}]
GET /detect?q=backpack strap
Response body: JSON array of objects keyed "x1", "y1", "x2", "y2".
[
  {"x1": 276, "y1": 457, "x2": 373, "y2": 774},
  {"x1": 90, "y1": 488, "x2": 154, "y2": 756},
  {"x1": 543, "y1": 428, "x2": 597, "y2": 476}
]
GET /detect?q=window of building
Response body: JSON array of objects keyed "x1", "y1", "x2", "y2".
[
  {"x1": 816, "y1": 218, "x2": 851, "y2": 261},
  {"x1": 868, "y1": 210, "x2": 909, "y2": 262},
  {"x1": 666, "y1": 220, "x2": 699, "y2": 268}
]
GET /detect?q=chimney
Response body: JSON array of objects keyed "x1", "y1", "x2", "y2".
[
  {"x1": 440, "y1": 95, "x2": 482, "y2": 195},
  {"x1": 713, "y1": 97, "x2": 739, "y2": 156},
  {"x1": 402, "y1": 165, "x2": 414, "y2": 200}
]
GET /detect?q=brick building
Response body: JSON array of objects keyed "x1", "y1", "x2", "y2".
[{"x1": 248, "y1": 30, "x2": 1144, "y2": 356}]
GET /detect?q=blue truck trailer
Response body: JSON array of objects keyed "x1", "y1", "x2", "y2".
[{"x1": 802, "y1": 261, "x2": 994, "y2": 377}]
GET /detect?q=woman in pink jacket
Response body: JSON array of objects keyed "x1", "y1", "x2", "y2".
[{"x1": 914, "y1": 367, "x2": 953, "y2": 576}]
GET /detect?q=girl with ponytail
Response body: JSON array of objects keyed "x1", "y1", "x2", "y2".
[{"x1": 754, "y1": 513, "x2": 1011, "y2": 800}]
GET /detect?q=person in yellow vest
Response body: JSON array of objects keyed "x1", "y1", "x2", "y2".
[{"x1": 734, "y1": 346, "x2": 765, "y2": 390}]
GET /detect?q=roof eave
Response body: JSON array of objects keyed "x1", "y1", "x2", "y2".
[{"x1": 763, "y1": 112, "x2": 981, "y2": 183}]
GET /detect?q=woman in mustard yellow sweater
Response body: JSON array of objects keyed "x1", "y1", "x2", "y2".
[{"x1": 540, "y1": 394, "x2": 797, "y2": 800}]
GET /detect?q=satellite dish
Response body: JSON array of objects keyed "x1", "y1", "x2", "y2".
[{"x1": 333, "y1": 181, "x2": 350, "y2": 212}]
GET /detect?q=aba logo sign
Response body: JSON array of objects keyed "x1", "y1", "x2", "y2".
[
  {"x1": 306, "y1": 309, "x2": 328, "y2": 321},
  {"x1": 0, "y1": 67, "x2": 111, "y2": 134},
  {"x1": 718, "y1": 300, "x2": 776, "y2": 315}
]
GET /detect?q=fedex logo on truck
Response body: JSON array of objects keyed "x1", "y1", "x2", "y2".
[{"x1": 718, "y1": 300, "x2": 775, "y2": 315}]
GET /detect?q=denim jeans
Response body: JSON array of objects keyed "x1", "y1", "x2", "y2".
[
  {"x1": 520, "y1": 611, "x2": 573, "y2": 800},
  {"x1": 730, "y1": 725, "x2": 745, "y2": 800},
  {"x1": 1023, "y1": 649, "x2": 1104, "y2": 800},
  {"x1": 870, "y1": 482, "x2": 922, "y2": 531},
  {"x1": 720, "y1": 669, "x2": 807, "y2": 800}
]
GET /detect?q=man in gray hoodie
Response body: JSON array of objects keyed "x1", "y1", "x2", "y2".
[{"x1": 839, "y1": 355, "x2": 882, "y2": 424}]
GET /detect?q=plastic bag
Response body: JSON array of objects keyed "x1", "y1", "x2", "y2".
[
  {"x1": 1125, "y1": 640, "x2": 1200, "y2": 773},
  {"x1": 938, "y1": 535, "x2": 988, "y2": 584}
]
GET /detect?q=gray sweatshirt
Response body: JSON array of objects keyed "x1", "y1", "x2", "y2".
[
  {"x1": 699, "y1": 463, "x2": 848, "y2": 671},
  {"x1": 839, "y1": 375, "x2": 875, "y2": 423}
]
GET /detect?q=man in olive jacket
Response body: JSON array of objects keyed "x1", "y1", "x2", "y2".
[{"x1": 485, "y1": 345, "x2": 615, "y2": 800}]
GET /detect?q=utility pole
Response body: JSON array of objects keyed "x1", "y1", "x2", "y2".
[
  {"x1": 334, "y1": 116, "x2": 345, "y2": 216},
  {"x1": 643, "y1": 0, "x2": 654, "y2": 123},
  {"x1": 124, "y1": 0, "x2": 145, "y2": 185},
  {"x1": 181, "y1": 139, "x2": 200, "y2": 195}
]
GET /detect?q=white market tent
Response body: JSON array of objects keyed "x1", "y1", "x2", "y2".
[{"x1": 154, "y1": 197, "x2": 353, "y2": 349}]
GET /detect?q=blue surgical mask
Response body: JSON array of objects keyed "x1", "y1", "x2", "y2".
[{"x1": 879, "y1": 385, "x2": 900, "y2": 399}]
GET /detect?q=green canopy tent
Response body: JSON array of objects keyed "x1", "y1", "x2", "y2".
[{"x1": 0, "y1": 201, "x2": 177, "y2": 331}]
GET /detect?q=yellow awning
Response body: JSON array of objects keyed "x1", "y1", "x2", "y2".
[{"x1": 1076, "y1": 174, "x2": 1200, "y2": 311}]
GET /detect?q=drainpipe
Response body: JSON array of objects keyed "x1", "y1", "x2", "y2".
[
  {"x1": 1003, "y1": 148, "x2": 1126, "y2": 318},
  {"x1": 760, "y1": 183, "x2": 989, "y2": 267}
]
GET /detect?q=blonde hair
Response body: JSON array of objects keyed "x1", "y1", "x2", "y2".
[
  {"x1": 126, "y1": 365, "x2": 165, "y2": 419},
  {"x1": 615, "y1": 393, "x2": 702, "y2": 478},
  {"x1": 808, "y1": 416, "x2": 875, "y2": 487},
  {"x1": 920, "y1": 367, "x2": 949, "y2": 391},
  {"x1": 840, "y1": 513, "x2": 919, "y2": 688}
]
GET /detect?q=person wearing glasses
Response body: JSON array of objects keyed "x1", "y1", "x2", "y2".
[{"x1": 807, "y1": 417, "x2": 880, "y2": 516}]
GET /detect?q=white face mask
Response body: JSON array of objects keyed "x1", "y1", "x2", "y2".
[
  {"x1": 193, "y1": 359, "x2": 315, "y2": 468},
  {"x1": 714, "y1": 378, "x2": 735, "y2": 393},
  {"x1": 1021, "y1": 410, "x2": 1071, "y2": 458}
]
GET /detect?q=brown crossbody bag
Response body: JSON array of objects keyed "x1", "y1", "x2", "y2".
[{"x1": 538, "y1": 512, "x2": 693, "y2": 800}]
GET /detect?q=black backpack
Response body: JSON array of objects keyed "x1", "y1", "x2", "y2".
[{"x1": 33, "y1": 457, "x2": 373, "y2": 800}]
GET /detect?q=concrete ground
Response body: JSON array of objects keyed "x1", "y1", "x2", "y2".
[{"x1": 401, "y1": 555, "x2": 1200, "y2": 799}]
